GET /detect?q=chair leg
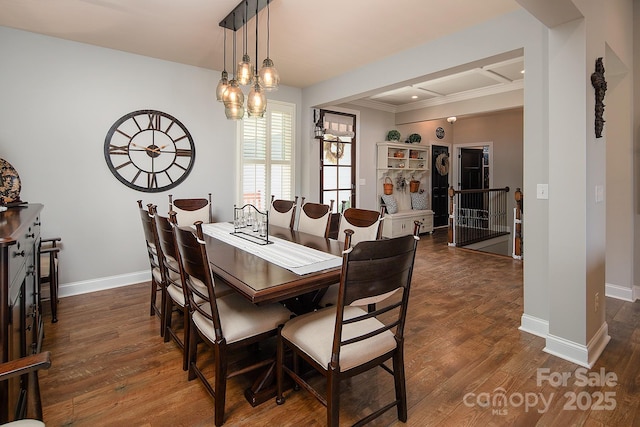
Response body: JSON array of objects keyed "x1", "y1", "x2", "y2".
[
  {"x1": 150, "y1": 277, "x2": 157, "y2": 317},
  {"x1": 50, "y1": 257, "x2": 58, "y2": 323},
  {"x1": 163, "y1": 295, "x2": 173, "y2": 343},
  {"x1": 275, "y1": 326, "x2": 285, "y2": 405},
  {"x1": 214, "y1": 345, "x2": 228, "y2": 427},
  {"x1": 327, "y1": 371, "x2": 339, "y2": 427},
  {"x1": 181, "y1": 305, "x2": 190, "y2": 371},
  {"x1": 187, "y1": 317, "x2": 198, "y2": 381},
  {"x1": 159, "y1": 284, "x2": 167, "y2": 336},
  {"x1": 393, "y1": 349, "x2": 408, "y2": 422}
]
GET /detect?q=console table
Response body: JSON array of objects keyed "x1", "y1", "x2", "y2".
[{"x1": 0, "y1": 204, "x2": 43, "y2": 423}]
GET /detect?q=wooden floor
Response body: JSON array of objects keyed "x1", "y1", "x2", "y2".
[{"x1": 40, "y1": 229, "x2": 640, "y2": 426}]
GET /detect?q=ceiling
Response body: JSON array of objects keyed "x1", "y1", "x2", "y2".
[{"x1": 0, "y1": 0, "x2": 523, "y2": 111}]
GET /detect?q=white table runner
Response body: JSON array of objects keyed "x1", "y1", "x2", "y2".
[{"x1": 201, "y1": 222, "x2": 342, "y2": 275}]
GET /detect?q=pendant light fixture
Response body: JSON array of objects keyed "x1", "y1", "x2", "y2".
[
  {"x1": 247, "y1": 1, "x2": 266, "y2": 117},
  {"x1": 258, "y1": 0, "x2": 279, "y2": 91},
  {"x1": 215, "y1": 28, "x2": 229, "y2": 102},
  {"x1": 236, "y1": 0, "x2": 254, "y2": 86},
  {"x1": 223, "y1": 20, "x2": 245, "y2": 120},
  {"x1": 219, "y1": 0, "x2": 277, "y2": 119}
]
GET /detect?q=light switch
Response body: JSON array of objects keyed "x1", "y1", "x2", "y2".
[
  {"x1": 536, "y1": 184, "x2": 549, "y2": 200},
  {"x1": 595, "y1": 185, "x2": 604, "y2": 203}
]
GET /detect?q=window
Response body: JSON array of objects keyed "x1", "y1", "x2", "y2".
[{"x1": 239, "y1": 100, "x2": 295, "y2": 210}]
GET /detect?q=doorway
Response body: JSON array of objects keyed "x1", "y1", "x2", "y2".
[
  {"x1": 319, "y1": 110, "x2": 356, "y2": 212},
  {"x1": 431, "y1": 145, "x2": 450, "y2": 227}
]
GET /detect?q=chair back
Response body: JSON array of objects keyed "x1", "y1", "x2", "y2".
[
  {"x1": 337, "y1": 207, "x2": 384, "y2": 246},
  {"x1": 169, "y1": 193, "x2": 213, "y2": 226},
  {"x1": 331, "y1": 229, "x2": 419, "y2": 369},
  {"x1": 152, "y1": 208, "x2": 183, "y2": 289},
  {"x1": 137, "y1": 201, "x2": 161, "y2": 269},
  {"x1": 171, "y1": 218, "x2": 223, "y2": 340},
  {"x1": 297, "y1": 200, "x2": 334, "y2": 238},
  {"x1": 269, "y1": 195, "x2": 298, "y2": 230}
]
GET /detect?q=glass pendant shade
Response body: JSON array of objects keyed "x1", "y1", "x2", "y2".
[
  {"x1": 247, "y1": 80, "x2": 267, "y2": 117},
  {"x1": 237, "y1": 54, "x2": 254, "y2": 86},
  {"x1": 259, "y1": 58, "x2": 280, "y2": 91},
  {"x1": 225, "y1": 103, "x2": 245, "y2": 120},
  {"x1": 222, "y1": 79, "x2": 244, "y2": 107},
  {"x1": 215, "y1": 70, "x2": 229, "y2": 102}
]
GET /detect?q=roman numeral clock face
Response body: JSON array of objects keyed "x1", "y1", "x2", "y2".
[{"x1": 104, "y1": 110, "x2": 196, "y2": 193}]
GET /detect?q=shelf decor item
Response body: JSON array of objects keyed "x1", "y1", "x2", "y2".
[
  {"x1": 407, "y1": 133, "x2": 422, "y2": 144},
  {"x1": 386, "y1": 130, "x2": 401, "y2": 141},
  {"x1": 409, "y1": 180, "x2": 420, "y2": 193},
  {"x1": 0, "y1": 158, "x2": 22, "y2": 205},
  {"x1": 383, "y1": 177, "x2": 394, "y2": 195}
]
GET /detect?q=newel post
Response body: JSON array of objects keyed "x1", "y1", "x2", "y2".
[
  {"x1": 513, "y1": 188, "x2": 523, "y2": 259},
  {"x1": 447, "y1": 186, "x2": 455, "y2": 246}
]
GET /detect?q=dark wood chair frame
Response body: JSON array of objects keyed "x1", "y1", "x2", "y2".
[
  {"x1": 270, "y1": 195, "x2": 299, "y2": 230},
  {"x1": 137, "y1": 201, "x2": 165, "y2": 335},
  {"x1": 276, "y1": 223, "x2": 420, "y2": 426},
  {"x1": 173, "y1": 220, "x2": 287, "y2": 426},
  {"x1": 39, "y1": 237, "x2": 62, "y2": 323},
  {"x1": 151, "y1": 207, "x2": 191, "y2": 370},
  {"x1": 169, "y1": 193, "x2": 213, "y2": 223},
  {"x1": 0, "y1": 351, "x2": 51, "y2": 423}
]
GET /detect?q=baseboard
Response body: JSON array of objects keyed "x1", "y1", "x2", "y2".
[
  {"x1": 59, "y1": 270, "x2": 151, "y2": 298},
  {"x1": 544, "y1": 322, "x2": 610, "y2": 368},
  {"x1": 605, "y1": 282, "x2": 636, "y2": 302},
  {"x1": 519, "y1": 313, "x2": 548, "y2": 338}
]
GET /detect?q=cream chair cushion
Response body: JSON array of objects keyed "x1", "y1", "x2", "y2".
[
  {"x1": 337, "y1": 220, "x2": 381, "y2": 246},
  {"x1": 173, "y1": 206, "x2": 210, "y2": 227},
  {"x1": 192, "y1": 293, "x2": 291, "y2": 344},
  {"x1": 2, "y1": 420, "x2": 45, "y2": 427},
  {"x1": 281, "y1": 305, "x2": 397, "y2": 371},
  {"x1": 297, "y1": 211, "x2": 330, "y2": 237},
  {"x1": 269, "y1": 207, "x2": 294, "y2": 229}
]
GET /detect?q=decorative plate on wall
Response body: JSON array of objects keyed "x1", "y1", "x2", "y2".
[{"x1": 0, "y1": 158, "x2": 22, "y2": 205}]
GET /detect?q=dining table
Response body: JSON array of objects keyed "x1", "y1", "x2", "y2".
[{"x1": 199, "y1": 222, "x2": 345, "y2": 405}]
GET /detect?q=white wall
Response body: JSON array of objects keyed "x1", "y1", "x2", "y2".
[{"x1": 0, "y1": 26, "x2": 301, "y2": 295}]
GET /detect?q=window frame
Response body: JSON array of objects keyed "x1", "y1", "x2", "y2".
[{"x1": 237, "y1": 100, "x2": 296, "y2": 210}]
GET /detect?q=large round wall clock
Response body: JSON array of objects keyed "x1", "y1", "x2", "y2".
[{"x1": 104, "y1": 110, "x2": 195, "y2": 193}]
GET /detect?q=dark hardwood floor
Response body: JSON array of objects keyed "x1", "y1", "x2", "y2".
[{"x1": 40, "y1": 229, "x2": 640, "y2": 426}]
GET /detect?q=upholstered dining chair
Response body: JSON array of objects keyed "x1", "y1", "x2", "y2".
[
  {"x1": 173, "y1": 220, "x2": 293, "y2": 426},
  {"x1": 151, "y1": 207, "x2": 192, "y2": 369},
  {"x1": 137, "y1": 201, "x2": 164, "y2": 332},
  {"x1": 337, "y1": 207, "x2": 385, "y2": 246},
  {"x1": 169, "y1": 193, "x2": 213, "y2": 226},
  {"x1": 296, "y1": 200, "x2": 334, "y2": 238},
  {"x1": 156, "y1": 210, "x2": 234, "y2": 370},
  {"x1": 268, "y1": 195, "x2": 298, "y2": 230},
  {"x1": 0, "y1": 351, "x2": 51, "y2": 426},
  {"x1": 276, "y1": 226, "x2": 420, "y2": 427},
  {"x1": 319, "y1": 207, "x2": 386, "y2": 307},
  {"x1": 39, "y1": 237, "x2": 61, "y2": 323}
]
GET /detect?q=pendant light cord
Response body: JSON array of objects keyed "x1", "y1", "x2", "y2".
[
  {"x1": 223, "y1": 28, "x2": 227, "y2": 72},
  {"x1": 266, "y1": 0, "x2": 270, "y2": 58}
]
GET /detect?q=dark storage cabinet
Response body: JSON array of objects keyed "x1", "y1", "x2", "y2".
[{"x1": 0, "y1": 204, "x2": 43, "y2": 423}]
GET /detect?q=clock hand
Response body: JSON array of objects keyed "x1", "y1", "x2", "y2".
[{"x1": 131, "y1": 142, "x2": 161, "y2": 154}]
